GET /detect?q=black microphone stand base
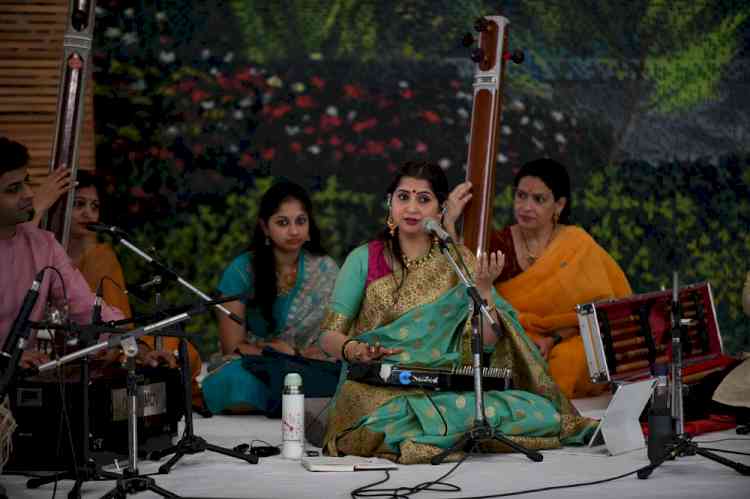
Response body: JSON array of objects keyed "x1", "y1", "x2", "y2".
[
  {"x1": 637, "y1": 434, "x2": 750, "y2": 480},
  {"x1": 156, "y1": 434, "x2": 258, "y2": 474},
  {"x1": 147, "y1": 337, "x2": 257, "y2": 473},
  {"x1": 26, "y1": 461, "x2": 121, "y2": 499},
  {"x1": 101, "y1": 469, "x2": 180, "y2": 499},
  {"x1": 431, "y1": 420, "x2": 544, "y2": 465}
]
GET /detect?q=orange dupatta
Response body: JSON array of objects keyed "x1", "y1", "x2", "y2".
[{"x1": 495, "y1": 226, "x2": 632, "y2": 398}]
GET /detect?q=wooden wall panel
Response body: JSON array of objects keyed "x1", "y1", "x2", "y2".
[{"x1": 0, "y1": 0, "x2": 96, "y2": 184}]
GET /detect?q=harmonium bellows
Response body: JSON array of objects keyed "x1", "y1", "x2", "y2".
[{"x1": 577, "y1": 282, "x2": 726, "y2": 384}]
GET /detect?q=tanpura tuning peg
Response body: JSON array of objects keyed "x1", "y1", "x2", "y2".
[
  {"x1": 474, "y1": 17, "x2": 489, "y2": 32},
  {"x1": 470, "y1": 48, "x2": 484, "y2": 63},
  {"x1": 461, "y1": 32, "x2": 475, "y2": 47},
  {"x1": 503, "y1": 49, "x2": 525, "y2": 64}
]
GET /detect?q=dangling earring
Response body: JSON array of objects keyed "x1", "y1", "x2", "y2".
[
  {"x1": 553, "y1": 212, "x2": 560, "y2": 226},
  {"x1": 265, "y1": 236, "x2": 271, "y2": 246},
  {"x1": 386, "y1": 215, "x2": 397, "y2": 237}
]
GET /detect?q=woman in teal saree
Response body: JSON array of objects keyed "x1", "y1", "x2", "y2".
[
  {"x1": 319, "y1": 161, "x2": 596, "y2": 464},
  {"x1": 203, "y1": 181, "x2": 340, "y2": 414}
]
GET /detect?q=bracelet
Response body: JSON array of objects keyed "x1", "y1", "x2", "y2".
[{"x1": 340, "y1": 338, "x2": 358, "y2": 362}]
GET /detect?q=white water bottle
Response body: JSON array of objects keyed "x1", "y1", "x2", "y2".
[{"x1": 281, "y1": 372, "x2": 305, "y2": 459}]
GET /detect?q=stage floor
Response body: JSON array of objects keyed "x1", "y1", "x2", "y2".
[{"x1": 3, "y1": 396, "x2": 749, "y2": 499}]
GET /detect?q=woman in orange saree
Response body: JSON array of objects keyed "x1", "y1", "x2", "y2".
[{"x1": 447, "y1": 159, "x2": 632, "y2": 398}]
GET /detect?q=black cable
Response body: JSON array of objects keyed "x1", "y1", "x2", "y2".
[
  {"x1": 407, "y1": 379, "x2": 449, "y2": 437},
  {"x1": 232, "y1": 396, "x2": 333, "y2": 456},
  {"x1": 694, "y1": 437, "x2": 750, "y2": 444},
  {"x1": 101, "y1": 275, "x2": 125, "y2": 295},
  {"x1": 351, "y1": 454, "x2": 466, "y2": 499},
  {"x1": 38, "y1": 266, "x2": 73, "y2": 499},
  {"x1": 56, "y1": 367, "x2": 79, "y2": 479},
  {"x1": 305, "y1": 395, "x2": 334, "y2": 438},
  {"x1": 101, "y1": 275, "x2": 151, "y2": 306},
  {"x1": 699, "y1": 447, "x2": 750, "y2": 457},
  {"x1": 423, "y1": 390, "x2": 449, "y2": 437},
  {"x1": 441, "y1": 466, "x2": 642, "y2": 499}
]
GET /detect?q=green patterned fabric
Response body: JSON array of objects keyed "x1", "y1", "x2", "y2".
[
  {"x1": 342, "y1": 284, "x2": 574, "y2": 453},
  {"x1": 322, "y1": 242, "x2": 597, "y2": 463}
]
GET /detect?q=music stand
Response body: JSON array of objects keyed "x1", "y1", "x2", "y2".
[{"x1": 430, "y1": 239, "x2": 543, "y2": 465}]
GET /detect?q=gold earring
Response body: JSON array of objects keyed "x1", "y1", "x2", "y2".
[
  {"x1": 386, "y1": 215, "x2": 397, "y2": 237},
  {"x1": 553, "y1": 212, "x2": 559, "y2": 225}
]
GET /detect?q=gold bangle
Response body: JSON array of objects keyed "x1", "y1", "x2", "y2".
[{"x1": 341, "y1": 338, "x2": 358, "y2": 362}]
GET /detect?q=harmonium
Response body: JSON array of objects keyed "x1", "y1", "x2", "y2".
[
  {"x1": 576, "y1": 282, "x2": 734, "y2": 389},
  {"x1": 6, "y1": 362, "x2": 183, "y2": 471}
]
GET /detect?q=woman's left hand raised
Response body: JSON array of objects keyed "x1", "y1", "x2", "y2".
[{"x1": 474, "y1": 250, "x2": 505, "y2": 296}]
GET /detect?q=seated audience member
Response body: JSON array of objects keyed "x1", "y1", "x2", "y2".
[
  {"x1": 203, "y1": 181, "x2": 340, "y2": 414},
  {"x1": 445, "y1": 158, "x2": 632, "y2": 398},
  {"x1": 318, "y1": 161, "x2": 595, "y2": 464},
  {"x1": 31, "y1": 169, "x2": 202, "y2": 398}
]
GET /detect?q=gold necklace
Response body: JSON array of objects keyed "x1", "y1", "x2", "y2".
[
  {"x1": 519, "y1": 227, "x2": 554, "y2": 264},
  {"x1": 402, "y1": 242, "x2": 437, "y2": 270},
  {"x1": 276, "y1": 266, "x2": 298, "y2": 295}
]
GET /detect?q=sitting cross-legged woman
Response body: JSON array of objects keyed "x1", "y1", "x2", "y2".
[{"x1": 319, "y1": 161, "x2": 596, "y2": 464}]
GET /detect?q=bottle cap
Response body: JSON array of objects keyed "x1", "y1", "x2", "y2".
[{"x1": 284, "y1": 372, "x2": 303, "y2": 387}]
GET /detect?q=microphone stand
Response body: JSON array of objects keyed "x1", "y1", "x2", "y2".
[
  {"x1": 31, "y1": 313, "x2": 194, "y2": 498},
  {"x1": 26, "y1": 285, "x2": 121, "y2": 499},
  {"x1": 97, "y1": 229, "x2": 243, "y2": 326},
  {"x1": 97, "y1": 232, "x2": 255, "y2": 471},
  {"x1": 430, "y1": 238, "x2": 543, "y2": 465},
  {"x1": 637, "y1": 272, "x2": 750, "y2": 479}
]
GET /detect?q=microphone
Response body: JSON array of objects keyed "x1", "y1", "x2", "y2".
[
  {"x1": 92, "y1": 280, "x2": 103, "y2": 325},
  {"x1": 86, "y1": 223, "x2": 129, "y2": 236},
  {"x1": 0, "y1": 270, "x2": 44, "y2": 394},
  {"x1": 124, "y1": 275, "x2": 162, "y2": 295},
  {"x1": 2, "y1": 270, "x2": 44, "y2": 354},
  {"x1": 422, "y1": 218, "x2": 453, "y2": 244},
  {"x1": 79, "y1": 280, "x2": 103, "y2": 347}
]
